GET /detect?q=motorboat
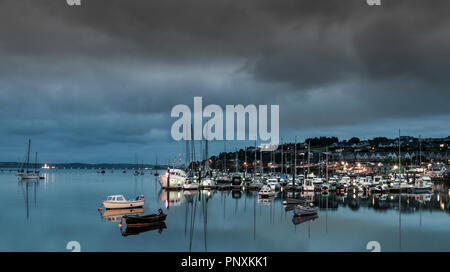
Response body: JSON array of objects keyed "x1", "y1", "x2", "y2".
[
  {"x1": 266, "y1": 178, "x2": 281, "y2": 191},
  {"x1": 413, "y1": 176, "x2": 433, "y2": 193},
  {"x1": 201, "y1": 178, "x2": 216, "y2": 189},
  {"x1": 258, "y1": 185, "x2": 275, "y2": 198},
  {"x1": 303, "y1": 178, "x2": 315, "y2": 192},
  {"x1": 102, "y1": 194, "x2": 144, "y2": 209}
]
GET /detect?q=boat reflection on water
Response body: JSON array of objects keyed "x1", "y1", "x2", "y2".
[
  {"x1": 158, "y1": 189, "x2": 215, "y2": 209},
  {"x1": 121, "y1": 222, "x2": 167, "y2": 237},
  {"x1": 18, "y1": 179, "x2": 39, "y2": 221},
  {"x1": 292, "y1": 215, "x2": 319, "y2": 225},
  {"x1": 284, "y1": 204, "x2": 296, "y2": 212},
  {"x1": 158, "y1": 189, "x2": 185, "y2": 208},
  {"x1": 258, "y1": 197, "x2": 275, "y2": 206},
  {"x1": 101, "y1": 208, "x2": 144, "y2": 223}
]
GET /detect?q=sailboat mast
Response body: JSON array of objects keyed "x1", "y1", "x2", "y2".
[
  {"x1": 307, "y1": 141, "x2": 311, "y2": 175},
  {"x1": 293, "y1": 136, "x2": 297, "y2": 186},
  {"x1": 419, "y1": 135, "x2": 422, "y2": 167},
  {"x1": 398, "y1": 129, "x2": 401, "y2": 178},
  {"x1": 26, "y1": 139, "x2": 31, "y2": 173},
  {"x1": 34, "y1": 152, "x2": 38, "y2": 173},
  {"x1": 281, "y1": 138, "x2": 284, "y2": 174},
  {"x1": 326, "y1": 146, "x2": 329, "y2": 181},
  {"x1": 254, "y1": 140, "x2": 257, "y2": 175}
]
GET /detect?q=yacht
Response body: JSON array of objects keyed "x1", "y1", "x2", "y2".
[{"x1": 158, "y1": 168, "x2": 187, "y2": 188}]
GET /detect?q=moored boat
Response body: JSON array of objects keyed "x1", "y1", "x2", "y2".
[
  {"x1": 182, "y1": 179, "x2": 199, "y2": 190},
  {"x1": 158, "y1": 168, "x2": 187, "y2": 188},
  {"x1": 102, "y1": 194, "x2": 144, "y2": 209},
  {"x1": 293, "y1": 204, "x2": 318, "y2": 217},
  {"x1": 122, "y1": 209, "x2": 167, "y2": 227},
  {"x1": 258, "y1": 185, "x2": 275, "y2": 198}
]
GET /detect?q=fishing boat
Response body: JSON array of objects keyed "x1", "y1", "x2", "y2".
[
  {"x1": 258, "y1": 185, "x2": 275, "y2": 198},
  {"x1": 122, "y1": 208, "x2": 167, "y2": 227},
  {"x1": 102, "y1": 194, "x2": 144, "y2": 209},
  {"x1": 293, "y1": 203, "x2": 318, "y2": 217}
]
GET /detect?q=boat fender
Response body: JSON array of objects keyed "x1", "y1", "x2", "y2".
[
  {"x1": 140, "y1": 194, "x2": 144, "y2": 199},
  {"x1": 118, "y1": 223, "x2": 123, "y2": 229},
  {"x1": 98, "y1": 207, "x2": 103, "y2": 213}
]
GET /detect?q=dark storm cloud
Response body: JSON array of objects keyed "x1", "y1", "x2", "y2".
[{"x1": 0, "y1": 0, "x2": 449, "y2": 161}]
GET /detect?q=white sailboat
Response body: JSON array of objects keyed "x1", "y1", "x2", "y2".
[{"x1": 18, "y1": 140, "x2": 39, "y2": 181}]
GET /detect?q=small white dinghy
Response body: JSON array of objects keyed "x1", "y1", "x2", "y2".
[{"x1": 102, "y1": 195, "x2": 144, "y2": 209}]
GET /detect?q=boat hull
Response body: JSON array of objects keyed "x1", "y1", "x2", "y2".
[
  {"x1": 123, "y1": 213, "x2": 167, "y2": 227},
  {"x1": 102, "y1": 200, "x2": 144, "y2": 209},
  {"x1": 20, "y1": 174, "x2": 39, "y2": 180},
  {"x1": 158, "y1": 175, "x2": 186, "y2": 188}
]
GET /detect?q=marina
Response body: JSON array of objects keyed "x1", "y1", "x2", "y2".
[{"x1": 2, "y1": 167, "x2": 450, "y2": 252}]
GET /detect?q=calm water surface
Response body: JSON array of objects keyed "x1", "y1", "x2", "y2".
[{"x1": 1, "y1": 169, "x2": 450, "y2": 252}]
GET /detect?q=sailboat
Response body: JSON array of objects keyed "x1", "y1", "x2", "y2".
[{"x1": 18, "y1": 140, "x2": 39, "y2": 181}]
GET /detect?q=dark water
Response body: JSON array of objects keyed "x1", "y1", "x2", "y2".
[{"x1": 1, "y1": 169, "x2": 450, "y2": 252}]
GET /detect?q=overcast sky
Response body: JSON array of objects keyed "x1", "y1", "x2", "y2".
[{"x1": 0, "y1": 0, "x2": 449, "y2": 164}]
